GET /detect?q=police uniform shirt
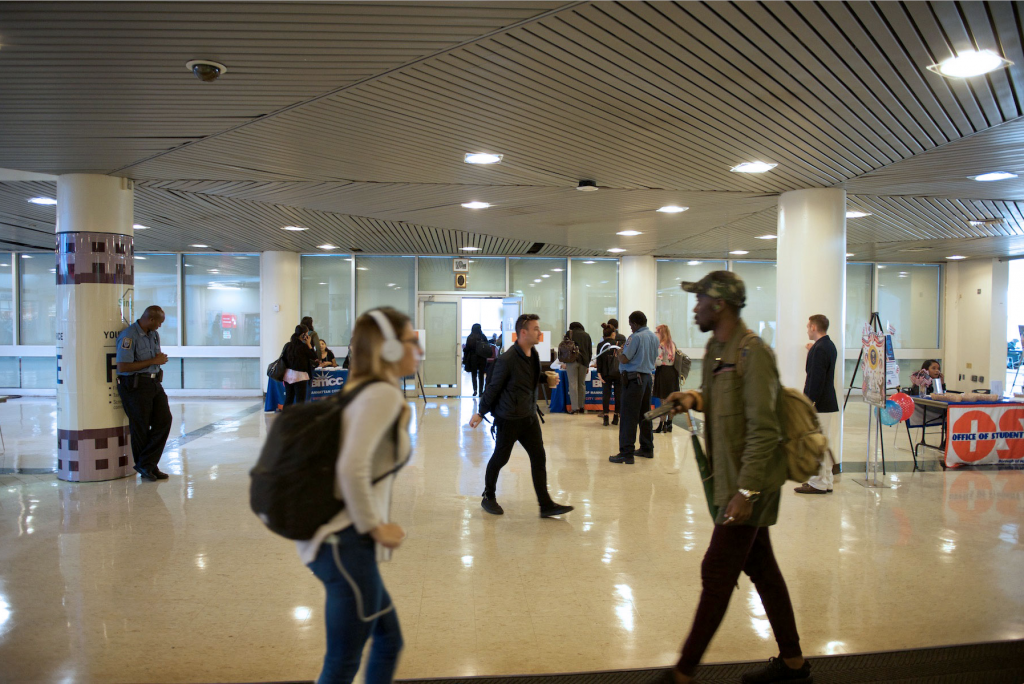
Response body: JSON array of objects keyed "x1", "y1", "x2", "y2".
[{"x1": 116, "y1": 321, "x2": 162, "y2": 376}]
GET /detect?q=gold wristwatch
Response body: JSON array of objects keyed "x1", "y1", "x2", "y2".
[{"x1": 737, "y1": 488, "x2": 760, "y2": 502}]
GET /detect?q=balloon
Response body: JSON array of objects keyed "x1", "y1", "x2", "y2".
[
  {"x1": 880, "y1": 400, "x2": 902, "y2": 426},
  {"x1": 892, "y1": 392, "x2": 915, "y2": 421}
]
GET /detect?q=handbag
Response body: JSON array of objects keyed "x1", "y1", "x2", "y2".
[{"x1": 267, "y1": 343, "x2": 287, "y2": 381}]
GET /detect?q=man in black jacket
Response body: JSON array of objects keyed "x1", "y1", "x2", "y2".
[
  {"x1": 795, "y1": 314, "x2": 839, "y2": 495},
  {"x1": 470, "y1": 313, "x2": 574, "y2": 518}
]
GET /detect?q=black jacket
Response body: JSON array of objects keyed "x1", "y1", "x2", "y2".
[
  {"x1": 283, "y1": 339, "x2": 318, "y2": 375},
  {"x1": 804, "y1": 335, "x2": 838, "y2": 413},
  {"x1": 568, "y1": 330, "x2": 593, "y2": 365},
  {"x1": 479, "y1": 343, "x2": 540, "y2": 420}
]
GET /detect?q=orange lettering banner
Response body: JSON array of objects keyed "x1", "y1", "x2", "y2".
[{"x1": 946, "y1": 403, "x2": 1024, "y2": 467}]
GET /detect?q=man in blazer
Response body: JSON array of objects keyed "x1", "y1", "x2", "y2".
[{"x1": 795, "y1": 314, "x2": 839, "y2": 494}]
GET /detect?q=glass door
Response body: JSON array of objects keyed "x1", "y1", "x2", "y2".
[{"x1": 419, "y1": 297, "x2": 461, "y2": 396}]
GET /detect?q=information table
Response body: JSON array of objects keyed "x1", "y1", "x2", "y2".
[
  {"x1": 265, "y1": 367, "x2": 348, "y2": 412},
  {"x1": 548, "y1": 369, "x2": 658, "y2": 414},
  {"x1": 911, "y1": 396, "x2": 1024, "y2": 468}
]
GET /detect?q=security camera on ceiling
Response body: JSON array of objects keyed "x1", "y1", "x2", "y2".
[{"x1": 185, "y1": 60, "x2": 227, "y2": 82}]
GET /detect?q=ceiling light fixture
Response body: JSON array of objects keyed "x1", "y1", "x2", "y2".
[
  {"x1": 28, "y1": 197, "x2": 57, "y2": 205},
  {"x1": 756, "y1": 234, "x2": 777, "y2": 240},
  {"x1": 133, "y1": 224, "x2": 150, "y2": 230},
  {"x1": 551, "y1": 268, "x2": 564, "y2": 272},
  {"x1": 21, "y1": 255, "x2": 32, "y2": 259},
  {"x1": 282, "y1": 226, "x2": 308, "y2": 231},
  {"x1": 190, "y1": 244, "x2": 209, "y2": 248},
  {"x1": 317, "y1": 244, "x2": 338, "y2": 250},
  {"x1": 729, "y1": 250, "x2": 749, "y2": 255},
  {"x1": 946, "y1": 255, "x2": 967, "y2": 260},
  {"x1": 533, "y1": 279, "x2": 542, "y2": 283},
  {"x1": 616, "y1": 230, "x2": 642, "y2": 236},
  {"x1": 969, "y1": 218, "x2": 1003, "y2": 226},
  {"x1": 687, "y1": 260, "x2": 702, "y2": 266},
  {"x1": 464, "y1": 153, "x2": 502, "y2": 164},
  {"x1": 657, "y1": 205, "x2": 689, "y2": 213},
  {"x1": 135, "y1": 256, "x2": 147, "y2": 261},
  {"x1": 576, "y1": 180, "x2": 599, "y2": 192},
  {"x1": 583, "y1": 261, "x2": 596, "y2": 264},
  {"x1": 971, "y1": 171, "x2": 1018, "y2": 181},
  {"x1": 730, "y1": 161, "x2": 777, "y2": 174},
  {"x1": 846, "y1": 211, "x2": 872, "y2": 218},
  {"x1": 541, "y1": 274, "x2": 550, "y2": 278},
  {"x1": 607, "y1": 248, "x2": 626, "y2": 253},
  {"x1": 927, "y1": 49, "x2": 1012, "y2": 78},
  {"x1": 461, "y1": 201, "x2": 490, "y2": 209},
  {"x1": 460, "y1": 246, "x2": 481, "y2": 251},
  {"x1": 846, "y1": 253, "x2": 855, "y2": 257},
  {"x1": 319, "y1": 282, "x2": 327, "y2": 285}
]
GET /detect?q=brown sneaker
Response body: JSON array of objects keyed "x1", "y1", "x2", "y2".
[{"x1": 793, "y1": 483, "x2": 829, "y2": 494}]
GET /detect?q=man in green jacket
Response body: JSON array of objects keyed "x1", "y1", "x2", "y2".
[{"x1": 665, "y1": 271, "x2": 810, "y2": 684}]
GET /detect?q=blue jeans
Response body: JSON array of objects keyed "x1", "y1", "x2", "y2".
[{"x1": 308, "y1": 526, "x2": 404, "y2": 684}]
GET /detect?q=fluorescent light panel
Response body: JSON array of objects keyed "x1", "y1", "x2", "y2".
[
  {"x1": 730, "y1": 161, "x2": 777, "y2": 174},
  {"x1": 657, "y1": 205, "x2": 688, "y2": 213},
  {"x1": 464, "y1": 153, "x2": 502, "y2": 164},
  {"x1": 971, "y1": 171, "x2": 1017, "y2": 181},
  {"x1": 927, "y1": 50, "x2": 1013, "y2": 78},
  {"x1": 461, "y1": 201, "x2": 490, "y2": 209},
  {"x1": 28, "y1": 197, "x2": 57, "y2": 205}
]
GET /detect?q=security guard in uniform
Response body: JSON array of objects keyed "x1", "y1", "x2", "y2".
[{"x1": 116, "y1": 305, "x2": 173, "y2": 481}]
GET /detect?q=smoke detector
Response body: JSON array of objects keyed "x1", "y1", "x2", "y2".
[
  {"x1": 576, "y1": 180, "x2": 599, "y2": 192},
  {"x1": 186, "y1": 59, "x2": 227, "y2": 82}
]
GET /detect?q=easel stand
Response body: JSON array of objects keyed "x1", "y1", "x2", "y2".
[{"x1": 848, "y1": 312, "x2": 889, "y2": 488}]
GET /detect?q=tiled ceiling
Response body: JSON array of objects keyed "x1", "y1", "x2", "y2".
[{"x1": 1, "y1": 1, "x2": 1023, "y2": 261}]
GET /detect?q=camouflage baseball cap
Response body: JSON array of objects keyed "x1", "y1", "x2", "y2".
[{"x1": 680, "y1": 270, "x2": 746, "y2": 308}]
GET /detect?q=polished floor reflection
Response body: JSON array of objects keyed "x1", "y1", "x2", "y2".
[{"x1": 0, "y1": 397, "x2": 1022, "y2": 683}]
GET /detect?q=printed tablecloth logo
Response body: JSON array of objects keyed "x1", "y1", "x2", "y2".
[{"x1": 947, "y1": 405, "x2": 1024, "y2": 465}]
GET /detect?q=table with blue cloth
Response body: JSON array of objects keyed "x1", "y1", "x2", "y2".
[
  {"x1": 265, "y1": 367, "x2": 348, "y2": 412},
  {"x1": 548, "y1": 368, "x2": 661, "y2": 414}
]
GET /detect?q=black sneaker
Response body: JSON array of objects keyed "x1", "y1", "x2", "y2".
[
  {"x1": 636, "y1": 451, "x2": 654, "y2": 459},
  {"x1": 540, "y1": 503, "x2": 574, "y2": 518},
  {"x1": 611, "y1": 414, "x2": 619, "y2": 425},
  {"x1": 133, "y1": 465, "x2": 158, "y2": 482},
  {"x1": 151, "y1": 467, "x2": 170, "y2": 480},
  {"x1": 609, "y1": 453, "x2": 634, "y2": 464},
  {"x1": 741, "y1": 657, "x2": 812, "y2": 684},
  {"x1": 481, "y1": 495, "x2": 504, "y2": 515}
]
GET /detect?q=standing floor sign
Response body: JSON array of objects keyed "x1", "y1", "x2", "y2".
[{"x1": 946, "y1": 403, "x2": 1024, "y2": 466}]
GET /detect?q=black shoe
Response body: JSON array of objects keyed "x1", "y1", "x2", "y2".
[
  {"x1": 609, "y1": 453, "x2": 634, "y2": 464},
  {"x1": 540, "y1": 503, "x2": 574, "y2": 518},
  {"x1": 665, "y1": 422, "x2": 673, "y2": 433},
  {"x1": 653, "y1": 423, "x2": 665, "y2": 433},
  {"x1": 603, "y1": 415, "x2": 610, "y2": 426},
  {"x1": 636, "y1": 451, "x2": 654, "y2": 459},
  {"x1": 151, "y1": 467, "x2": 170, "y2": 480},
  {"x1": 611, "y1": 414, "x2": 619, "y2": 426},
  {"x1": 134, "y1": 465, "x2": 158, "y2": 482},
  {"x1": 741, "y1": 657, "x2": 812, "y2": 684},
  {"x1": 481, "y1": 495, "x2": 504, "y2": 515}
]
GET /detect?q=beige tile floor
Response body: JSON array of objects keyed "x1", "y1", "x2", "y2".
[{"x1": 0, "y1": 396, "x2": 1022, "y2": 683}]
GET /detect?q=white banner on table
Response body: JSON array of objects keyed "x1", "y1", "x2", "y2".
[{"x1": 946, "y1": 403, "x2": 1024, "y2": 466}]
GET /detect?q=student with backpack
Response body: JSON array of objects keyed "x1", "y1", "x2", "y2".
[
  {"x1": 664, "y1": 271, "x2": 811, "y2": 684},
  {"x1": 293, "y1": 307, "x2": 420, "y2": 684},
  {"x1": 463, "y1": 323, "x2": 490, "y2": 397},
  {"x1": 561, "y1": 322, "x2": 592, "y2": 414},
  {"x1": 596, "y1": 324, "x2": 622, "y2": 427}
]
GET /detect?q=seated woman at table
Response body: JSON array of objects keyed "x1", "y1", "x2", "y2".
[
  {"x1": 318, "y1": 338, "x2": 338, "y2": 368},
  {"x1": 909, "y1": 359, "x2": 943, "y2": 396}
]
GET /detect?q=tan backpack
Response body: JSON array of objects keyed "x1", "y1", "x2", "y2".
[{"x1": 736, "y1": 332, "x2": 831, "y2": 482}]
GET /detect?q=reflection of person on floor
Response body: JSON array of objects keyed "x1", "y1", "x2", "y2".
[
  {"x1": 469, "y1": 313, "x2": 574, "y2": 518},
  {"x1": 664, "y1": 271, "x2": 810, "y2": 684},
  {"x1": 795, "y1": 314, "x2": 839, "y2": 495}
]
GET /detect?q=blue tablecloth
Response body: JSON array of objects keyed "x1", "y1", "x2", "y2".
[
  {"x1": 265, "y1": 367, "x2": 348, "y2": 412},
  {"x1": 548, "y1": 368, "x2": 661, "y2": 413}
]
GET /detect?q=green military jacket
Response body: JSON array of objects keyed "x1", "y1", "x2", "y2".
[{"x1": 692, "y1": 320, "x2": 787, "y2": 527}]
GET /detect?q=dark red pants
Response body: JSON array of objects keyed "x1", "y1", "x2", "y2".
[{"x1": 677, "y1": 524, "x2": 802, "y2": 676}]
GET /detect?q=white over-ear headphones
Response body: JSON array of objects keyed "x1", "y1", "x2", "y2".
[{"x1": 367, "y1": 309, "x2": 405, "y2": 363}]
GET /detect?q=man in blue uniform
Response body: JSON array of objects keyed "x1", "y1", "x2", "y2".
[
  {"x1": 116, "y1": 305, "x2": 172, "y2": 481},
  {"x1": 609, "y1": 310, "x2": 660, "y2": 464}
]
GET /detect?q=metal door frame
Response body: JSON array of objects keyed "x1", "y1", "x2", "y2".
[{"x1": 417, "y1": 294, "x2": 507, "y2": 397}]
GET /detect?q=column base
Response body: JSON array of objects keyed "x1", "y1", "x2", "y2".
[{"x1": 57, "y1": 425, "x2": 134, "y2": 482}]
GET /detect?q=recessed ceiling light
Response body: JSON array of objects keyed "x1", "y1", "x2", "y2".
[
  {"x1": 969, "y1": 218, "x2": 1003, "y2": 226},
  {"x1": 533, "y1": 279, "x2": 542, "y2": 283},
  {"x1": 927, "y1": 50, "x2": 1013, "y2": 78},
  {"x1": 319, "y1": 282, "x2": 327, "y2": 285},
  {"x1": 136, "y1": 256, "x2": 147, "y2": 260},
  {"x1": 846, "y1": 211, "x2": 872, "y2": 218},
  {"x1": 460, "y1": 246, "x2": 481, "y2": 252},
  {"x1": 607, "y1": 248, "x2": 626, "y2": 253},
  {"x1": 49, "y1": 268, "x2": 56, "y2": 273},
  {"x1": 28, "y1": 197, "x2": 57, "y2": 205},
  {"x1": 541, "y1": 274, "x2": 550, "y2": 278},
  {"x1": 730, "y1": 161, "x2": 777, "y2": 174},
  {"x1": 729, "y1": 250, "x2": 749, "y2": 255},
  {"x1": 551, "y1": 268, "x2": 564, "y2": 272},
  {"x1": 464, "y1": 153, "x2": 502, "y2": 164},
  {"x1": 387, "y1": 283, "x2": 396, "y2": 287},
  {"x1": 282, "y1": 226, "x2": 308, "y2": 231},
  {"x1": 133, "y1": 224, "x2": 150, "y2": 230},
  {"x1": 846, "y1": 253, "x2": 854, "y2": 257},
  {"x1": 357, "y1": 267, "x2": 368, "y2": 271},
  {"x1": 317, "y1": 244, "x2": 338, "y2": 250},
  {"x1": 946, "y1": 255, "x2": 967, "y2": 260},
  {"x1": 970, "y1": 171, "x2": 1017, "y2": 181},
  {"x1": 878, "y1": 265, "x2": 887, "y2": 269},
  {"x1": 190, "y1": 244, "x2": 209, "y2": 248},
  {"x1": 583, "y1": 261, "x2": 595, "y2": 264},
  {"x1": 0, "y1": 264, "x2": 8, "y2": 267},
  {"x1": 208, "y1": 269, "x2": 219, "y2": 273},
  {"x1": 616, "y1": 230, "x2": 642, "y2": 236},
  {"x1": 461, "y1": 202, "x2": 490, "y2": 209},
  {"x1": 21, "y1": 255, "x2": 31, "y2": 259},
  {"x1": 687, "y1": 260, "x2": 702, "y2": 266},
  {"x1": 657, "y1": 205, "x2": 689, "y2": 213},
  {"x1": 756, "y1": 234, "x2": 777, "y2": 240}
]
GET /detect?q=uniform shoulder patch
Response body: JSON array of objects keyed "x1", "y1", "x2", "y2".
[{"x1": 121, "y1": 337, "x2": 132, "y2": 349}]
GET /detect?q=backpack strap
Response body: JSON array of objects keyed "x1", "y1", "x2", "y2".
[{"x1": 734, "y1": 331, "x2": 762, "y2": 378}]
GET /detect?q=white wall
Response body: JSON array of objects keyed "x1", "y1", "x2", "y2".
[
  {"x1": 618, "y1": 256, "x2": 656, "y2": 325},
  {"x1": 943, "y1": 259, "x2": 1009, "y2": 392}
]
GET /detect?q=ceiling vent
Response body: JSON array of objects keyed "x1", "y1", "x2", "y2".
[
  {"x1": 576, "y1": 180, "x2": 599, "y2": 192},
  {"x1": 526, "y1": 242, "x2": 544, "y2": 254}
]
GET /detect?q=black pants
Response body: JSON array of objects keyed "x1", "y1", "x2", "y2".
[
  {"x1": 470, "y1": 367, "x2": 486, "y2": 394},
  {"x1": 484, "y1": 415, "x2": 553, "y2": 507},
  {"x1": 284, "y1": 380, "x2": 309, "y2": 406},
  {"x1": 116, "y1": 377, "x2": 172, "y2": 473},
  {"x1": 602, "y1": 377, "x2": 621, "y2": 415},
  {"x1": 677, "y1": 525, "x2": 801, "y2": 676},
  {"x1": 618, "y1": 372, "x2": 653, "y2": 456}
]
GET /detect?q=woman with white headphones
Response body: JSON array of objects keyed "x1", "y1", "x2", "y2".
[{"x1": 297, "y1": 307, "x2": 421, "y2": 684}]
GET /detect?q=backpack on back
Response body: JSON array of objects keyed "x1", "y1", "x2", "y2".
[
  {"x1": 474, "y1": 338, "x2": 492, "y2": 360},
  {"x1": 250, "y1": 380, "x2": 403, "y2": 540},
  {"x1": 736, "y1": 332, "x2": 830, "y2": 483},
  {"x1": 673, "y1": 349, "x2": 691, "y2": 381},
  {"x1": 558, "y1": 334, "x2": 580, "y2": 364}
]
